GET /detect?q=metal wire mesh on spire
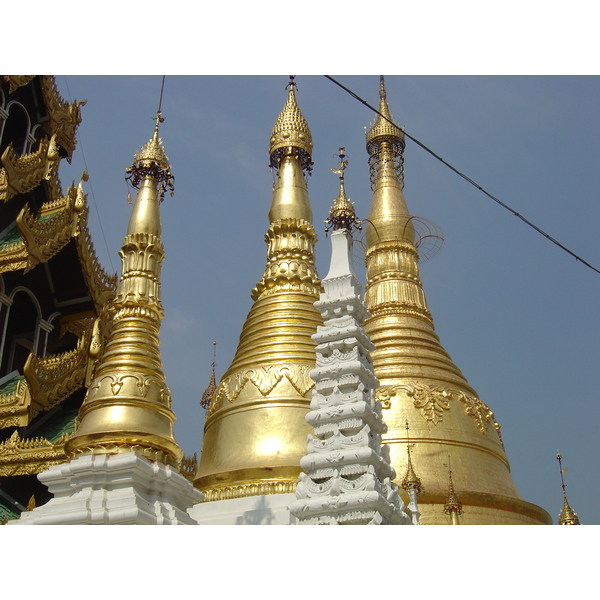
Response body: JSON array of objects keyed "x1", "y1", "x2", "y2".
[{"x1": 365, "y1": 75, "x2": 405, "y2": 191}]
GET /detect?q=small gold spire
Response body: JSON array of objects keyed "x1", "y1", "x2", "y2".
[
  {"x1": 556, "y1": 451, "x2": 580, "y2": 525},
  {"x1": 269, "y1": 76, "x2": 313, "y2": 173},
  {"x1": 401, "y1": 420, "x2": 422, "y2": 493},
  {"x1": 324, "y1": 147, "x2": 361, "y2": 234},
  {"x1": 443, "y1": 457, "x2": 462, "y2": 524},
  {"x1": 201, "y1": 342, "x2": 217, "y2": 409}
]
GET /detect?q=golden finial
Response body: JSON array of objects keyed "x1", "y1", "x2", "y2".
[
  {"x1": 269, "y1": 76, "x2": 313, "y2": 173},
  {"x1": 443, "y1": 456, "x2": 462, "y2": 523},
  {"x1": 324, "y1": 147, "x2": 361, "y2": 234},
  {"x1": 201, "y1": 342, "x2": 217, "y2": 410},
  {"x1": 365, "y1": 76, "x2": 405, "y2": 190},
  {"x1": 125, "y1": 110, "x2": 174, "y2": 201},
  {"x1": 401, "y1": 420, "x2": 422, "y2": 493},
  {"x1": 556, "y1": 451, "x2": 580, "y2": 525}
]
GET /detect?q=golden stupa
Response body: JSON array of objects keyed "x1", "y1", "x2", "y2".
[
  {"x1": 363, "y1": 77, "x2": 552, "y2": 524},
  {"x1": 194, "y1": 78, "x2": 323, "y2": 500},
  {"x1": 65, "y1": 113, "x2": 183, "y2": 467}
]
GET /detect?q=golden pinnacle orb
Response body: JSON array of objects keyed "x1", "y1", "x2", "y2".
[
  {"x1": 65, "y1": 112, "x2": 182, "y2": 466},
  {"x1": 194, "y1": 78, "x2": 322, "y2": 501},
  {"x1": 363, "y1": 76, "x2": 551, "y2": 524}
]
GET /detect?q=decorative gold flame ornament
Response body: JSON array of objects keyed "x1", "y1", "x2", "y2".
[
  {"x1": 363, "y1": 77, "x2": 551, "y2": 524},
  {"x1": 65, "y1": 113, "x2": 183, "y2": 467},
  {"x1": 194, "y1": 77, "x2": 323, "y2": 500}
]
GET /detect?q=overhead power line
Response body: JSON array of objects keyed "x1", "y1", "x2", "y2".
[{"x1": 324, "y1": 75, "x2": 600, "y2": 276}]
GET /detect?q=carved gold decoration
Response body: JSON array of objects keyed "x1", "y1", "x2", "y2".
[
  {"x1": 0, "y1": 134, "x2": 60, "y2": 202},
  {"x1": 23, "y1": 325, "x2": 94, "y2": 419},
  {"x1": 376, "y1": 383, "x2": 502, "y2": 442},
  {"x1": 252, "y1": 219, "x2": 320, "y2": 300},
  {"x1": 7, "y1": 76, "x2": 36, "y2": 94},
  {"x1": 269, "y1": 76, "x2": 313, "y2": 173},
  {"x1": 180, "y1": 453, "x2": 198, "y2": 482},
  {"x1": 0, "y1": 376, "x2": 32, "y2": 428},
  {"x1": 15, "y1": 182, "x2": 81, "y2": 272},
  {"x1": 40, "y1": 76, "x2": 85, "y2": 160},
  {"x1": 74, "y1": 202, "x2": 118, "y2": 310},
  {"x1": 0, "y1": 428, "x2": 73, "y2": 477},
  {"x1": 201, "y1": 479, "x2": 298, "y2": 502},
  {"x1": 208, "y1": 364, "x2": 315, "y2": 415},
  {"x1": 455, "y1": 390, "x2": 503, "y2": 445}
]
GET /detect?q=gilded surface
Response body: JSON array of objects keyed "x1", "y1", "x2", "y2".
[
  {"x1": 24, "y1": 324, "x2": 94, "y2": 419},
  {"x1": 0, "y1": 135, "x2": 60, "y2": 202},
  {"x1": 40, "y1": 75, "x2": 85, "y2": 160},
  {"x1": 7, "y1": 76, "x2": 36, "y2": 94},
  {"x1": 195, "y1": 81, "x2": 322, "y2": 498},
  {"x1": 363, "y1": 78, "x2": 551, "y2": 524},
  {"x1": 0, "y1": 429, "x2": 71, "y2": 477},
  {"x1": 65, "y1": 120, "x2": 183, "y2": 467},
  {"x1": 0, "y1": 377, "x2": 32, "y2": 429}
]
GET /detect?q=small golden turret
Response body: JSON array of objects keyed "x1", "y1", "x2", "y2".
[
  {"x1": 194, "y1": 77, "x2": 322, "y2": 500},
  {"x1": 65, "y1": 112, "x2": 183, "y2": 467},
  {"x1": 401, "y1": 421, "x2": 422, "y2": 494},
  {"x1": 443, "y1": 458, "x2": 462, "y2": 525},
  {"x1": 200, "y1": 342, "x2": 217, "y2": 410},
  {"x1": 363, "y1": 76, "x2": 551, "y2": 524},
  {"x1": 556, "y1": 451, "x2": 580, "y2": 525}
]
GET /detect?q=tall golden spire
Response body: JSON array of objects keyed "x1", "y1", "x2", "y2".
[
  {"x1": 556, "y1": 451, "x2": 580, "y2": 525},
  {"x1": 194, "y1": 77, "x2": 322, "y2": 501},
  {"x1": 65, "y1": 112, "x2": 182, "y2": 466},
  {"x1": 363, "y1": 76, "x2": 552, "y2": 524}
]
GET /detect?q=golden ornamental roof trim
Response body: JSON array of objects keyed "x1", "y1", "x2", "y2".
[
  {"x1": 0, "y1": 376, "x2": 32, "y2": 429},
  {"x1": 0, "y1": 429, "x2": 71, "y2": 477},
  {"x1": 4, "y1": 76, "x2": 35, "y2": 94},
  {"x1": 0, "y1": 134, "x2": 60, "y2": 203},
  {"x1": 23, "y1": 323, "x2": 95, "y2": 419},
  {"x1": 41, "y1": 76, "x2": 86, "y2": 161}
]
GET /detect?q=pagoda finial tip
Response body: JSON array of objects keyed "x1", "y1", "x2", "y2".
[{"x1": 324, "y1": 148, "x2": 361, "y2": 234}]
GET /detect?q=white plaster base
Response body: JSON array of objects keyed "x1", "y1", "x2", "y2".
[
  {"x1": 188, "y1": 493, "x2": 296, "y2": 525},
  {"x1": 9, "y1": 452, "x2": 204, "y2": 525}
]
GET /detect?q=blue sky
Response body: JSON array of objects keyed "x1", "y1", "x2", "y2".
[{"x1": 50, "y1": 75, "x2": 600, "y2": 526}]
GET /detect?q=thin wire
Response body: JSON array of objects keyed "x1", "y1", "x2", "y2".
[
  {"x1": 62, "y1": 76, "x2": 116, "y2": 274},
  {"x1": 324, "y1": 75, "x2": 600, "y2": 276},
  {"x1": 158, "y1": 75, "x2": 166, "y2": 113}
]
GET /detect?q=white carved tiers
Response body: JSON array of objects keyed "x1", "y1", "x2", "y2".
[
  {"x1": 9, "y1": 452, "x2": 203, "y2": 525},
  {"x1": 290, "y1": 229, "x2": 412, "y2": 525}
]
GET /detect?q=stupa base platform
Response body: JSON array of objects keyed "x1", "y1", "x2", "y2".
[{"x1": 8, "y1": 452, "x2": 203, "y2": 525}]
